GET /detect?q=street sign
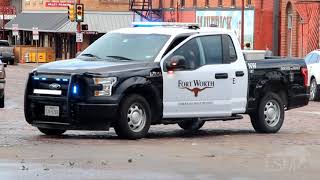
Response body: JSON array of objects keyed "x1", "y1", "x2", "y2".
[
  {"x1": 12, "y1": 24, "x2": 18, "y2": 36},
  {"x1": 32, "y1": 27, "x2": 39, "y2": 40},
  {"x1": 76, "y1": 32, "x2": 83, "y2": 43}
]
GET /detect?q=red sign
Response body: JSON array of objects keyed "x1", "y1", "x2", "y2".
[{"x1": 45, "y1": 2, "x2": 74, "y2": 7}]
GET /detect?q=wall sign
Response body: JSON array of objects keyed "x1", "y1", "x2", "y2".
[{"x1": 196, "y1": 10, "x2": 255, "y2": 48}]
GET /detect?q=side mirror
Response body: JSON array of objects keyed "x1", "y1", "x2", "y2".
[{"x1": 166, "y1": 55, "x2": 187, "y2": 71}]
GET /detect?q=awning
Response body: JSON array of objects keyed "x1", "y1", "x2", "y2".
[
  {"x1": 5, "y1": 12, "x2": 68, "y2": 32},
  {"x1": 57, "y1": 12, "x2": 134, "y2": 33},
  {"x1": 5, "y1": 11, "x2": 134, "y2": 33}
]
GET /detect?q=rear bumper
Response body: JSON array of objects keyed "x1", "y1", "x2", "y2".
[{"x1": 287, "y1": 93, "x2": 309, "y2": 110}]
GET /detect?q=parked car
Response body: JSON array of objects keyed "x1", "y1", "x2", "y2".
[
  {"x1": 24, "y1": 22, "x2": 309, "y2": 139},
  {"x1": 0, "y1": 60, "x2": 6, "y2": 108},
  {"x1": 305, "y1": 49, "x2": 320, "y2": 101},
  {"x1": 0, "y1": 40, "x2": 15, "y2": 65}
]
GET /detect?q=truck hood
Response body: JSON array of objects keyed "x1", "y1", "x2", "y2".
[{"x1": 36, "y1": 58, "x2": 159, "y2": 74}]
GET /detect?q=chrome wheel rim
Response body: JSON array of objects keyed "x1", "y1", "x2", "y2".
[
  {"x1": 310, "y1": 80, "x2": 316, "y2": 100},
  {"x1": 264, "y1": 100, "x2": 281, "y2": 127},
  {"x1": 127, "y1": 103, "x2": 146, "y2": 132}
]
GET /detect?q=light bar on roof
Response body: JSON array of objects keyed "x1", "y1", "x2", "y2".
[{"x1": 132, "y1": 22, "x2": 199, "y2": 28}]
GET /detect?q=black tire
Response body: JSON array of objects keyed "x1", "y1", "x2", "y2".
[
  {"x1": 250, "y1": 92, "x2": 284, "y2": 133},
  {"x1": 114, "y1": 94, "x2": 151, "y2": 139},
  {"x1": 38, "y1": 128, "x2": 66, "y2": 136},
  {"x1": 309, "y1": 78, "x2": 320, "y2": 101},
  {"x1": 0, "y1": 95, "x2": 4, "y2": 108},
  {"x1": 178, "y1": 120, "x2": 205, "y2": 131}
]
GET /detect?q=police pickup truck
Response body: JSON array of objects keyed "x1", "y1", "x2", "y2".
[{"x1": 24, "y1": 23, "x2": 309, "y2": 139}]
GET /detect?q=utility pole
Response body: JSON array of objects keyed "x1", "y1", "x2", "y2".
[
  {"x1": 241, "y1": 0, "x2": 245, "y2": 49},
  {"x1": 76, "y1": 0, "x2": 81, "y2": 53}
]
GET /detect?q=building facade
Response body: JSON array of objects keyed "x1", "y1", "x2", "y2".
[
  {"x1": 132, "y1": 0, "x2": 280, "y2": 54},
  {"x1": 0, "y1": 0, "x2": 17, "y2": 40},
  {"x1": 280, "y1": 0, "x2": 320, "y2": 57},
  {"x1": 5, "y1": 0, "x2": 134, "y2": 61}
]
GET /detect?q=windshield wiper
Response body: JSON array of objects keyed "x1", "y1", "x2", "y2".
[
  {"x1": 106, "y1": 55, "x2": 133, "y2": 61},
  {"x1": 80, "y1": 53, "x2": 101, "y2": 59}
]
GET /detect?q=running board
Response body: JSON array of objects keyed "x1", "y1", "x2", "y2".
[
  {"x1": 161, "y1": 115, "x2": 243, "y2": 125},
  {"x1": 199, "y1": 115, "x2": 243, "y2": 121}
]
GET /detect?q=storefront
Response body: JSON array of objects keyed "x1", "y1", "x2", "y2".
[{"x1": 5, "y1": 11, "x2": 134, "y2": 62}]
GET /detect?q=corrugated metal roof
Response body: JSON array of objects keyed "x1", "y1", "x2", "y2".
[
  {"x1": 57, "y1": 12, "x2": 134, "y2": 33},
  {"x1": 5, "y1": 12, "x2": 134, "y2": 33},
  {"x1": 5, "y1": 13, "x2": 68, "y2": 32}
]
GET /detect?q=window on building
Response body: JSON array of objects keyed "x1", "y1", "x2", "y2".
[
  {"x1": 218, "y1": 0, "x2": 223, "y2": 7},
  {"x1": 170, "y1": 0, "x2": 174, "y2": 8},
  {"x1": 180, "y1": 0, "x2": 185, "y2": 8},
  {"x1": 193, "y1": 0, "x2": 197, "y2": 7},
  {"x1": 205, "y1": 0, "x2": 209, "y2": 7},
  {"x1": 247, "y1": 0, "x2": 252, "y2": 6},
  {"x1": 231, "y1": 0, "x2": 236, "y2": 7}
]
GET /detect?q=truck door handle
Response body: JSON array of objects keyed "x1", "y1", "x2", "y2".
[
  {"x1": 215, "y1": 73, "x2": 228, "y2": 79},
  {"x1": 236, "y1": 71, "x2": 244, "y2": 77}
]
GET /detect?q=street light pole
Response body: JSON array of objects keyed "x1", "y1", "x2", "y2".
[
  {"x1": 76, "y1": 0, "x2": 81, "y2": 53},
  {"x1": 241, "y1": 0, "x2": 245, "y2": 49}
]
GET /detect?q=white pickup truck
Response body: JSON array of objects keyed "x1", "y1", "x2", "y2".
[{"x1": 25, "y1": 23, "x2": 309, "y2": 139}]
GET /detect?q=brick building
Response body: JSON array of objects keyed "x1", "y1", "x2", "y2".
[
  {"x1": 0, "y1": 0, "x2": 17, "y2": 40},
  {"x1": 131, "y1": 0, "x2": 281, "y2": 54},
  {"x1": 280, "y1": 0, "x2": 320, "y2": 57}
]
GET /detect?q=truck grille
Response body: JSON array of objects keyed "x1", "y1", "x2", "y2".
[{"x1": 31, "y1": 74, "x2": 70, "y2": 97}]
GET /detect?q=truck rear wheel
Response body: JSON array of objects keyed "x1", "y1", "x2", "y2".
[
  {"x1": 178, "y1": 120, "x2": 205, "y2": 131},
  {"x1": 0, "y1": 95, "x2": 4, "y2": 108},
  {"x1": 114, "y1": 94, "x2": 151, "y2": 139},
  {"x1": 38, "y1": 128, "x2": 66, "y2": 136},
  {"x1": 250, "y1": 92, "x2": 284, "y2": 133}
]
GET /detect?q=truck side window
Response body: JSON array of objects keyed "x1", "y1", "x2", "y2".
[
  {"x1": 163, "y1": 36, "x2": 189, "y2": 56},
  {"x1": 166, "y1": 38, "x2": 202, "y2": 70},
  {"x1": 227, "y1": 35, "x2": 237, "y2": 62},
  {"x1": 199, "y1": 35, "x2": 223, "y2": 64}
]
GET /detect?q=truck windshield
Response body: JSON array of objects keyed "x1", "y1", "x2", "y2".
[{"x1": 79, "y1": 33, "x2": 170, "y2": 61}]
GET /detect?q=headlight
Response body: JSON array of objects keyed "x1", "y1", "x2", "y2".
[{"x1": 93, "y1": 77, "x2": 117, "y2": 96}]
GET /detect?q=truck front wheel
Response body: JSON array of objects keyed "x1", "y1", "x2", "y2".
[
  {"x1": 114, "y1": 94, "x2": 151, "y2": 139},
  {"x1": 178, "y1": 120, "x2": 205, "y2": 131},
  {"x1": 38, "y1": 128, "x2": 66, "y2": 136},
  {"x1": 250, "y1": 93, "x2": 284, "y2": 133}
]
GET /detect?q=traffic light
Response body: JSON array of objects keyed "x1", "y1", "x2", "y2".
[
  {"x1": 68, "y1": 4, "x2": 75, "y2": 22},
  {"x1": 76, "y1": 4, "x2": 84, "y2": 22}
]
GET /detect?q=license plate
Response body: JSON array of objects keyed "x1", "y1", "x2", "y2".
[{"x1": 44, "y1": 106, "x2": 59, "y2": 117}]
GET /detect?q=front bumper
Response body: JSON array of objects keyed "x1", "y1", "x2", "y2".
[
  {"x1": 26, "y1": 95, "x2": 119, "y2": 130},
  {"x1": 24, "y1": 73, "x2": 120, "y2": 131}
]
